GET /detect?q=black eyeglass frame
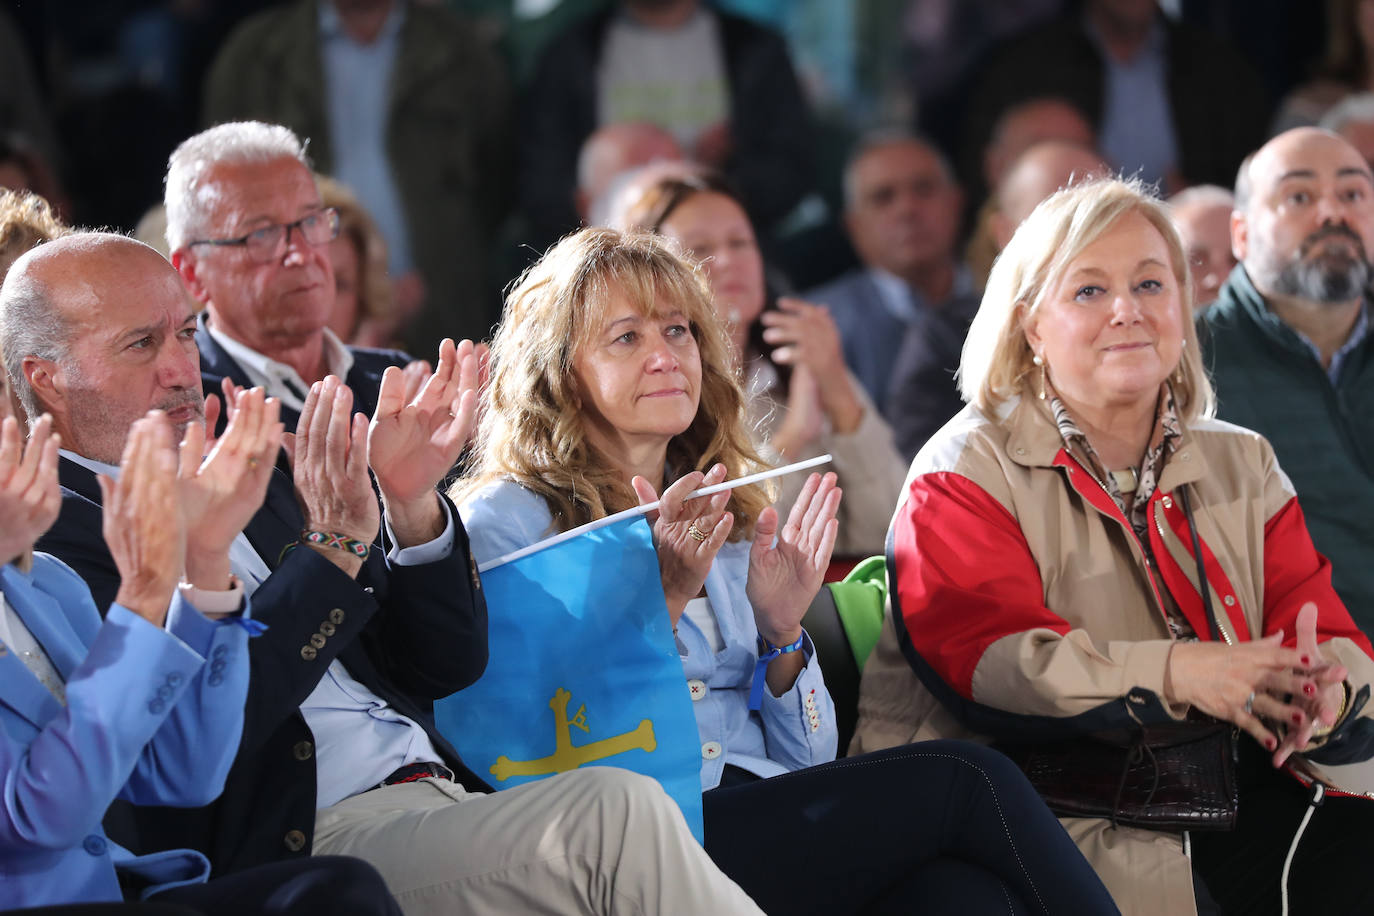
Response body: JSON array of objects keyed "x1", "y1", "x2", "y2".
[{"x1": 187, "y1": 207, "x2": 342, "y2": 262}]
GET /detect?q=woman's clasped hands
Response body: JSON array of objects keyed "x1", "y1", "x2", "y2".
[{"x1": 1164, "y1": 603, "x2": 1349, "y2": 766}]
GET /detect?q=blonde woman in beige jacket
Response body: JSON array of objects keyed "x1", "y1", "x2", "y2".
[{"x1": 853, "y1": 177, "x2": 1374, "y2": 916}]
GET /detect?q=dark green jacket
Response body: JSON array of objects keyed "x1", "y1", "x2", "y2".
[
  {"x1": 1200, "y1": 266, "x2": 1374, "y2": 634},
  {"x1": 203, "y1": 0, "x2": 513, "y2": 353}
]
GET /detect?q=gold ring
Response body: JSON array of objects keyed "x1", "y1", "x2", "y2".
[
  {"x1": 247, "y1": 457, "x2": 260, "y2": 469},
  {"x1": 687, "y1": 522, "x2": 708, "y2": 542}
]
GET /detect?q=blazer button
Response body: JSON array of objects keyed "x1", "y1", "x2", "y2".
[
  {"x1": 319, "y1": 621, "x2": 337, "y2": 637},
  {"x1": 83, "y1": 834, "x2": 108, "y2": 856},
  {"x1": 157, "y1": 685, "x2": 174, "y2": 700},
  {"x1": 148, "y1": 699, "x2": 166, "y2": 715},
  {"x1": 208, "y1": 674, "x2": 224, "y2": 687},
  {"x1": 293, "y1": 740, "x2": 315, "y2": 761},
  {"x1": 0, "y1": 643, "x2": 8, "y2": 656},
  {"x1": 309, "y1": 633, "x2": 327, "y2": 649},
  {"x1": 329, "y1": 608, "x2": 345, "y2": 624},
  {"x1": 167, "y1": 671, "x2": 184, "y2": 686},
  {"x1": 283, "y1": 829, "x2": 307, "y2": 852},
  {"x1": 300, "y1": 646, "x2": 318, "y2": 661}
]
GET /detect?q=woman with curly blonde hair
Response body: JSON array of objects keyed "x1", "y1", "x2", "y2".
[{"x1": 454, "y1": 226, "x2": 1117, "y2": 916}]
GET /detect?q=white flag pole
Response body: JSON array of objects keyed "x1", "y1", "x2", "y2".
[{"x1": 476, "y1": 454, "x2": 834, "y2": 573}]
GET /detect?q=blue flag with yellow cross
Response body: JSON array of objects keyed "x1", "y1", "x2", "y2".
[{"x1": 434, "y1": 515, "x2": 705, "y2": 841}]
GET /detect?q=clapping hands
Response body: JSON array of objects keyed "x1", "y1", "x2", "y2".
[
  {"x1": 178, "y1": 387, "x2": 283, "y2": 590},
  {"x1": 0, "y1": 414, "x2": 61, "y2": 567},
  {"x1": 368, "y1": 337, "x2": 480, "y2": 545}
]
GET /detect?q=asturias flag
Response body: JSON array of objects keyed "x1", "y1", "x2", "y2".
[{"x1": 434, "y1": 515, "x2": 705, "y2": 840}]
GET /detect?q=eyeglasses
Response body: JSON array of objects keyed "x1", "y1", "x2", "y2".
[{"x1": 188, "y1": 208, "x2": 341, "y2": 263}]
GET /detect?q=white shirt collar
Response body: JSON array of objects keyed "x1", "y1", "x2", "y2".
[{"x1": 205, "y1": 318, "x2": 355, "y2": 412}]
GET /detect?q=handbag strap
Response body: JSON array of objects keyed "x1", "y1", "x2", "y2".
[{"x1": 1177, "y1": 486, "x2": 1223, "y2": 643}]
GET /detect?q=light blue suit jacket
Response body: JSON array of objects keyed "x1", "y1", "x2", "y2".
[
  {"x1": 460, "y1": 481, "x2": 838, "y2": 791},
  {"x1": 0, "y1": 554, "x2": 251, "y2": 908}
]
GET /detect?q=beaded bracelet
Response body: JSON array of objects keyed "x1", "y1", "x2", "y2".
[{"x1": 300, "y1": 529, "x2": 372, "y2": 560}]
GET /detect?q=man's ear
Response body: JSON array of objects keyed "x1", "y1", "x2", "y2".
[
  {"x1": 22, "y1": 355, "x2": 63, "y2": 418},
  {"x1": 1230, "y1": 208, "x2": 1248, "y2": 263},
  {"x1": 171, "y1": 247, "x2": 212, "y2": 306}
]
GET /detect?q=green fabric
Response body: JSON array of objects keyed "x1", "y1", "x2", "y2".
[
  {"x1": 1200, "y1": 266, "x2": 1374, "y2": 633},
  {"x1": 826, "y1": 555, "x2": 887, "y2": 671}
]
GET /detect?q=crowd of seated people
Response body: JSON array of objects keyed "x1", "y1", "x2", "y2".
[{"x1": 3, "y1": 3, "x2": 1374, "y2": 915}]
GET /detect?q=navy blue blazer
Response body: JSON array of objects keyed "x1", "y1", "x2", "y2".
[
  {"x1": 0, "y1": 555, "x2": 251, "y2": 907},
  {"x1": 37, "y1": 456, "x2": 490, "y2": 877}
]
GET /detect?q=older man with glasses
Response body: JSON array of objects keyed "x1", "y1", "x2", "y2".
[{"x1": 167, "y1": 121, "x2": 418, "y2": 429}]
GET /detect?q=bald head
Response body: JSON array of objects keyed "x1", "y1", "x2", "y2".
[
  {"x1": 0, "y1": 232, "x2": 202, "y2": 463},
  {"x1": 1234, "y1": 127, "x2": 1374, "y2": 306},
  {"x1": 985, "y1": 98, "x2": 1096, "y2": 189},
  {"x1": 994, "y1": 141, "x2": 1108, "y2": 247},
  {"x1": 577, "y1": 123, "x2": 684, "y2": 221}
]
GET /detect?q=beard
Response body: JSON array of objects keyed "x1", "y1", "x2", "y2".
[{"x1": 1268, "y1": 224, "x2": 1372, "y2": 304}]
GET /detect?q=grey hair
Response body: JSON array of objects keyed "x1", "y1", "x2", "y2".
[
  {"x1": 1167, "y1": 183, "x2": 1236, "y2": 212},
  {"x1": 841, "y1": 129, "x2": 954, "y2": 210},
  {"x1": 1320, "y1": 92, "x2": 1374, "y2": 135},
  {"x1": 0, "y1": 248, "x2": 69, "y2": 422},
  {"x1": 164, "y1": 121, "x2": 310, "y2": 250}
]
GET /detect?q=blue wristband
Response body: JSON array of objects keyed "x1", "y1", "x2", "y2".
[{"x1": 748, "y1": 632, "x2": 805, "y2": 710}]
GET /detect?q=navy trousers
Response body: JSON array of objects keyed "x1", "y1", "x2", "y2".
[{"x1": 704, "y1": 740, "x2": 1120, "y2": 915}]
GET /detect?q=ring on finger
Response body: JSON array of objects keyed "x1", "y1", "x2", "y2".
[
  {"x1": 687, "y1": 522, "x2": 708, "y2": 542},
  {"x1": 1243, "y1": 691, "x2": 1256, "y2": 715},
  {"x1": 247, "y1": 456, "x2": 259, "y2": 469}
]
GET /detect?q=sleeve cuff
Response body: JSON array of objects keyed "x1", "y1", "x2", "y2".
[{"x1": 385, "y1": 499, "x2": 455, "y2": 566}]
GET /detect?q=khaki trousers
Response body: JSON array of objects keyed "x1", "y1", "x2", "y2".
[{"x1": 313, "y1": 767, "x2": 763, "y2": 916}]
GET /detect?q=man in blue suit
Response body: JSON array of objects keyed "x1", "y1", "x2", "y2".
[
  {"x1": 9, "y1": 231, "x2": 762, "y2": 913},
  {"x1": 804, "y1": 133, "x2": 978, "y2": 421},
  {"x1": 0, "y1": 299, "x2": 398, "y2": 914}
]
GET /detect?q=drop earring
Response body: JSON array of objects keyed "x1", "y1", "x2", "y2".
[{"x1": 1032, "y1": 353, "x2": 1047, "y2": 400}]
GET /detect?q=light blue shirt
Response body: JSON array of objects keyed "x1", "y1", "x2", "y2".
[
  {"x1": 866, "y1": 264, "x2": 975, "y2": 326},
  {"x1": 1293, "y1": 303, "x2": 1371, "y2": 385},
  {"x1": 1088, "y1": 16, "x2": 1178, "y2": 189},
  {"x1": 460, "y1": 479, "x2": 838, "y2": 791},
  {"x1": 319, "y1": 0, "x2": 414, "y2": 275}
]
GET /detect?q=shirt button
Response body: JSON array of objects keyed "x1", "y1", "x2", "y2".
[
  {"x1": 293, "y1": 740, "x2": 315, "y2": 761},
  {"x1": 1224, "y1": 595, "x2": 1236, "y2": 607},
  {"x1": 283, "y1": 829, "x2": 307, "y2": 852},
  {"x1": 329, "y1": 608, "x2": 346, "y2": 624},
  {"x1": 300, "y1": 646, "x2": 318, "y2": 661},
  {"x1": 83, "y1": 834, "x2": 108, "y2": 856},
  {"x1": 701, "y1": 741, "x2": 722, "y2": 760},
  {"x1": 687, "y1": 679, "x2": 708, "y2": 701}
]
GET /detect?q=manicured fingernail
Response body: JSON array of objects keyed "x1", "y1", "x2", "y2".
[
  {"x1": 1301, "y1": 655, "x2": 1311, "y2": 666},
  {"x1": 1303, "y1": 684, "x2": 1316, "y2": 696}
]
